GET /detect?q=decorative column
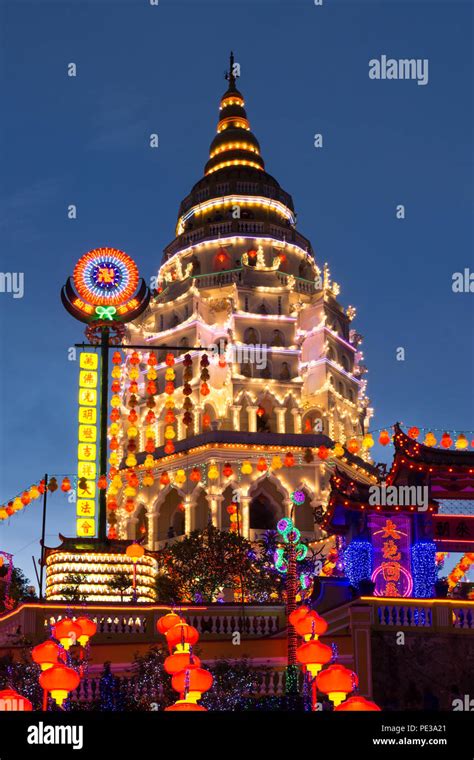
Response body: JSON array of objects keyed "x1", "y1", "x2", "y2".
[
  {"x1": 247, "y1": 405, "x2": 259, "y2": 433},
  {"x1": 240, "y1": 494, "x2": 251, "y2": 538},
  {"x1": 146, "y1": 510, "x2": 157, "y2": 550},
  {"x1": 231, "y1": 405, "x2": 242, "y2": 431},
  {"x1": 176, "y1": 411, "x2": 185, "y2": 440},
  {"x1": 275, "y1": 406, "x2": 286, "y2": 433},
  {"x1": 206, "y1": 492, "x2": 219, "y2": 527},
  {"x1": 184, "y1": 496, "x2": 192, "y2": 534},
  {"x1": 194, "y1": 405, "x2": 202, "y2": 436},
  {"x1": 291, "y1": 408, "x2": 302, "y2": 434}
]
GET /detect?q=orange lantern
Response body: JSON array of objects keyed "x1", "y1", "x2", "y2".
[
  {"x1": 75, "y1": 616, "x2": 97, "y2": 647},
  {"x1": 296, "y1": 640, "x2": 332, "y2": 676},
  {"x1": 379, "y1": 430, "x2": 390, "y2": 446},
  {"x1": 126, "y1": 543, "x2": 145, "y2": 563},
  {"x1": 160, "y1": 471, "x2": 171, "y2": 486},
  {"x1": 156, "y1": 613, "x2": 184, "y2": 635},
  {"x1": 166, "y1": 622, "x2": 199, "y2": 653},
  {"x1": 346, "y1": 438, "x2": 359, "y2": 454},
  {"x1": 284, "y1": 452, "x2": 295, "y2": 467},
  {"x1": 52, "y1": 618, "x2": 82, "y2": 650},
  {"x1": 335, "y1": 695, "x2": 381, "y2": 711},
  {"x1": 316, "y1": 663, "x2": 358, "y2": 706},
  {"x1": 441, "y1": 432, "x2": 453, "y2": 449},
  {"x1": 257, "y1": 457, "x2": 268, "y2": 472},
  {"x1": 294, "y1": 610, "x2": 328, "y2": 640},
  {"x1": 164, "y1": 441, "x2": 175, "y2": 455},
  {"x1": 164, "y1": 652, "x2": 201, "y2": 675},
  {"x1": 0, "y1": 688, "x2": 32, "y2": 711},
  {"x1": 20, "y1": 491, "x2": 31, "y2": 506},
  {"x1": 165, "y1": 701, "x2": 207, "y2": 711},
  {"x1": 97, "y1": 475, "x2": 108, "y2": 489},
  {"x1": 32, "y1": 640, "x2": 61, "y2": 671},
  {"x1": 39, "y1": 664, "x2": 81, "y2": 706},
  {"x1": 256, "y1": 406, "x2": 265, "y2": 418},
  {"x1": 288, "y1": 605, "x2": 310, "y2": 627},
  {"x1": 200, "y1": 382, "x2": 210, "y2": 396},
  {"x1": 190, "y1": 467, "x2": 202, "y2": 483},
  {"x1": 317, "y1": 446, "x2": 329, "y2": 460},
  {"x1": 60, "y1": 477, "x2": 72, "y2": 492},
  {"x1": 408, "y1": 426, "x2": 420, "y2": 439},
  {"x1": 171, "y1": 665, "x2": 213, "y2": 702}
]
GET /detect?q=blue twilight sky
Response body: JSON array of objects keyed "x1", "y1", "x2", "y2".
[{"x1": 0, "y1": 0, "x2": 473, "y2": 584}]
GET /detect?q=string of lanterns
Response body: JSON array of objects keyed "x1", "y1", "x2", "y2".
[
  {"x1": 156, "y1": 612, "x2": 213, "y2": 711},
  {"x1": 290, "y1": 605, "x2": 380, "y2": 711},
  {"x1": 447, "y1": 552, "x2": 474, "y2": 590},
  {"x1": 0, "y1": 476, "x2": 76, "y2": 522}
]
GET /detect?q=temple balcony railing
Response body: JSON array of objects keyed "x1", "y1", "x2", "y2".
[
  {"x1": 163, "y1": 220, "x2": 313, "y2": 259},
  {"x1": 0, "y1": 602, "x2": 286, "y2": 647}
]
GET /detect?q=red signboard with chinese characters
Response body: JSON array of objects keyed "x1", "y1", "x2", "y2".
[
  {"x1": 368, "y1": 515, "x2": 413, "y2": 597},
  {"x1": 433, "y1": 514, "x2": 474, "y2": 553}
]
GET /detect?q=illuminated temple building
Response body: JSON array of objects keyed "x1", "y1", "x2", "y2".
[
  {"x1": 2, "y1": 58, "x2": 473, "y2": 709},
  {"x1": 106, "y1": 55, "x2": 375, "y2": 551}
]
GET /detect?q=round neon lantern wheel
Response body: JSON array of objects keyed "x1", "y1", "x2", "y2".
[{"x1": 73, "y1": 248, "x2": 139, "y2": 306}]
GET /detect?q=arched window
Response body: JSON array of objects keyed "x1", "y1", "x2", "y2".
[
  {"x1": 327, "y1": 347, "x2": 335, "y2": 362},
  {"x1": 249, "y1": 496, "x2": 280, "y2": 530},
  {"x1": 135, "y1": 505, "x2": 148, "y2": 541},
  {"x1": 194, "y1": 490, "x2": 210, "y2": 531},
  {"x1": 338, "y1": 381, "x2": 344, "y2": 397},
  {"x1": 271, "y1": 330, "x2": 285, "y2": 347},
  {"x1": 341, "y1": 354, "x2": 349, "y2": 371},
  {"x1": 294, "y1": 492, "x2": 314, "y2": 533},
  {"x1": 244, "y1": 327, "x2": 259, "y2": 344}
]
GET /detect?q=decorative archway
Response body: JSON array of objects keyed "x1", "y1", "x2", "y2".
[
  {"x1": 248, "y1": 475, "x2": 287, "y2": 531},
  {"x1": 154, "y1": 487, "x2": 186, "y2": 541}
]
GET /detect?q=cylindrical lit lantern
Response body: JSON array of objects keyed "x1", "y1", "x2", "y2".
[
  {"x1": 294, "y1": 610, "x2": 328, "y2": 641},
  {"x1": 296, "y1": 640, "x2": 332, "y2": 677},
  {"x1": 335, "y1": 695, "x2": 381, "y2": 711},
  {"x1": 166, "y1": 623, "x2": 199, "y2": 653},
  {"x1": 156, "y1": 613, "x2": 184, "y2": 635},
  {"x1": 424, "y1": 431, "x2": 437, "y2": 447},
  {"x1": 32, "y1": 640, "x2": 61, "y2": 671},
  {"x1": 52, "y1": 618, "x2": 82, "y2": 650},
  {"x1": 75, "y1": 617, "x2": 97, "y2": 647},
  {"x1": 288, "y1": 605, "x2": 310, "y2": 627},
  {"x1": 241, "y1": 461, "x2": 252, "y2": 475},
  {"x1": 379, "y1": 430, "x2": 390, "y2": 446},
  {"x1": 164, "y1": 652, "x2": 201, "y2": 675},
  {"x1": 316, "y1": 663, "x2": 358, "y2": 706},
  {"x1": 39, "y1": 664, "x2": 81, "y2": 706},
  {"x1": 126, "y1": 543, "x2": 145, "y2": 564},
  {"x1": 0, "y1": 688, "x2": 32, "y2": 711},
  {"x1": 441, "y1": 432, "x2": 453, "y2": 449},
  {"x1": 171, "y1": 665, "x2": 213, "y2": 702},
  {"x1": 346, "y1": 438, "x2": 359, "y2": 454}
]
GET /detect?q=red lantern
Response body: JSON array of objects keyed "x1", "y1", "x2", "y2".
[
  {"x1": 200, "y1": 382, "x2": 210, "y2": 396},
  {"x1": 156, "y1": 613, "x2": 184, "y2": 635},
  {"x1": 20, "y1": 491, "x2": 31, "y2": 506},
  {"x1": 256, "y1": 406, "x2": 265, "y2": 418},
  {"x1": 165, "y1": 353, "x2": 175, "y2": 367},
  {"x1": 288, "y1": 605, "x2": 310, "y2": 627},
  {"x1": 75, "y1": 617, "x2": 97, "y2": 647},
  {"x1": 60, "y1": 477, "x2": 71, "y2": 492},
  {"x1": 227, "y1": 504, "x2": 237, "y2": 514},
  {"x1": 248, "y1": 249, "x2": 257, "y2": 258},
  {"x1": 110, "y1": 408, "x2": 120, "y2": 422},
  {"x1": 0, "y1": 688, "x2": 32, "y2": 711},
  {"x1": 171, "y1": 665, "x2": 213, "y2": 700},
  {"x1": 316, "y1": 664, "x2": 358, "y2": 706},
  {"x1": 39, "y1": 664, "x2": 81, "y2": 706},
  {"x1": 165, "y1": 381, "x2": 175, "y2": 395},
  {"x1": 346, "y1": 438, "x2": 359, "y2": 454},
  {"x1": 164, "y1": 652, "x2": 201, "y2": 675},
  {"x1": 166, "y1": 623, "x2": 199, "y2": 652},
  {"x1": 53, "y1": 618, "x2": 82, "y2": 650},
  {"x1": 97, "y1": 475, "x2": 108, "y2": 490},
  {"x1": 165, "y1": 410, "x2": 176, "y2": 424},
  {"x1": 441, "y1": 432, "x2": 453, "y2": 449},
  {"x1": 190, "y1": 467, "x2": 202, "y2": 483},
  {"x1": 130, "y1": 351, "x2": 140, "y2": 365},
  {"x1": 335, "y1": 695, "x2": 381, "y2": 711},
  {"x1": 294, "y1": 610, "x2": 328, "y2": 640},
  {"x1": 379, "y1": 430, "x2": 390, "y2": 446},
  {"x1": 284, "y1": 452, "x2": 295, "y2": 467},
  {"x1": 202, "y1": 413, "x2": 211, "y2": 428},
  {"x1": 164, "y1": 441, "x2": 175, "y2": 455},
  {"x1": 257, "y1": 457, "x2": 268, "y2": 472},
  {"x1": 31, "y1": 640, "x2": 61, "y2": 671},
  {"x1": 408, "y1": 426, "x2": 420, "y2": 439},
  {"x1": 160, "y1": 471, "x2": 170, "y2": 486},
  {"x1": 112, "y1": 351, "x2": 122, "y2": 364},
  {"x1": 317, "y1": 446, "x2": 329, "y2": 460},
  {"x1": 222, "y1": 463, "x2": 234, "y2": 478},
  {"x1": 296, "y1": 640, "x2": 332, "y2": 676}
]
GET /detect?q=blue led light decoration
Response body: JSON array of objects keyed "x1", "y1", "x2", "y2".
[
  {"x1": 411, "y1": 540, "x2": 437, "y2": 598},
  {"x1": 343, "y1": 540, "x2": 373, "y2": 590}
]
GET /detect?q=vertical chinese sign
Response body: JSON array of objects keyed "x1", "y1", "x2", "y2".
[
  {"x1": 369, "y1": 515, "x2": 413, "y2": 597},
  {"x1": 77, "y1": 352, "x2": 98, "y2": 537}
]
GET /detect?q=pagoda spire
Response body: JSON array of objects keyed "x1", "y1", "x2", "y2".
[{"x1": 204, "y1": 53, "x2": 265, "y2": 176}]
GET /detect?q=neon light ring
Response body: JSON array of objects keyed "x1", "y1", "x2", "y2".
[{"x1": 73, "y1": 248, "x2": 140, "y2": 306}]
